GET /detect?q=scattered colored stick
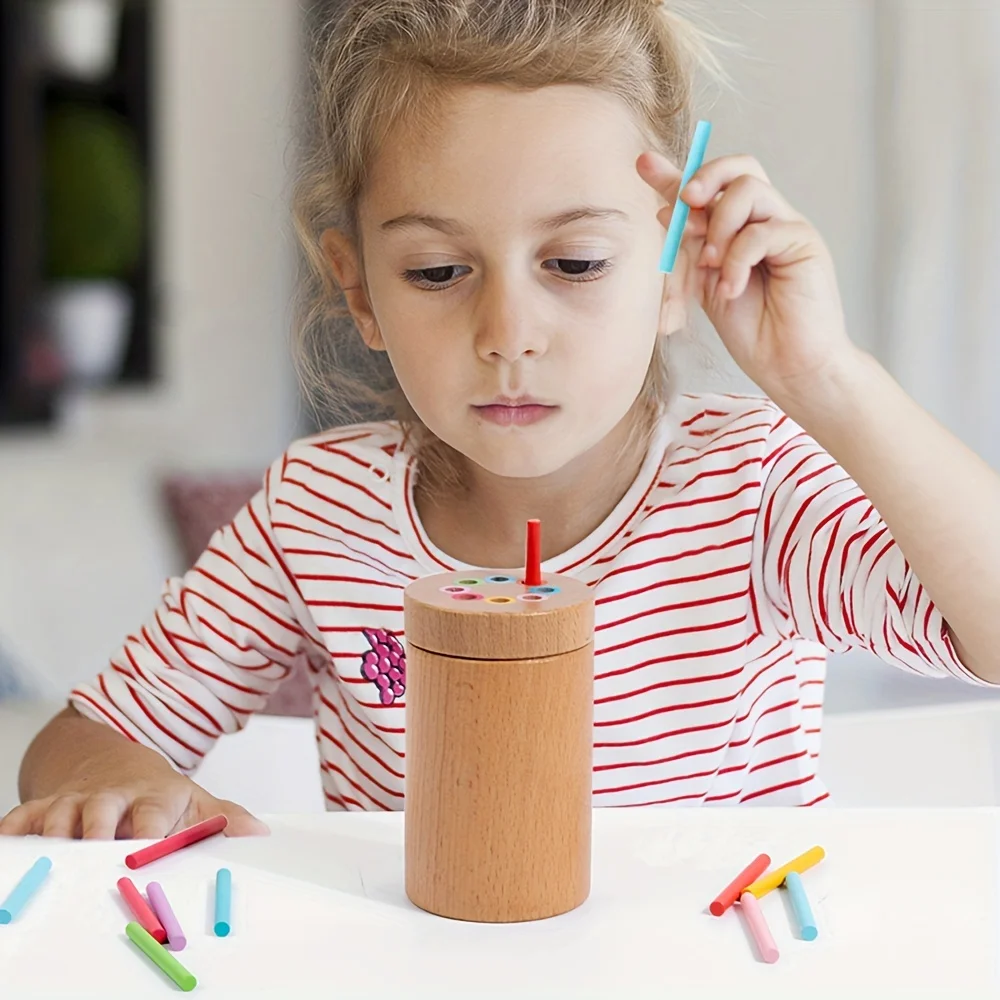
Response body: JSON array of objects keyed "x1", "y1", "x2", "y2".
[
  {"x1": 659, "y1": 119, "x2": 713, "y2": 273},
  {"x1": 523, "y1": 519, "x2": 542, "y2": 587},
  {"x1": 125, "y1": 814, "x2": 228, "y2": 870},
  {"x1": 147, "y1": 881, "x2": 187, "y2": 951},
  {"x1": 783, "y1": 870, "x2": 818, "y2": 941},
  {"x1": 739, "y1": 891, "x2": 779, "y2": 963},
  {"x1": 744, "y1": 845, "x2": 825, "y2": 899},
  {"x1": 0, "y1": 857, "x2": 52, "y2": 924},
  {"x1": 709, "y1": 853, "x2": 770, "y2": 916},
  {"x1": 214, "y1": 868, "x2": 232, "y2": 937},
  {"x1": 126, "y1": 921, "x2": 197, "y2": 992},
  {"x1": 117, "y1": 877, "x2": 167, "y2": 944}
]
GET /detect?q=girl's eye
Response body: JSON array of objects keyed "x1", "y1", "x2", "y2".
[
  {"x1": 401, "y1": 258, "x2": 612, "y2": 290},
  {"x1": 402, "y1": 265, "x2": 471, "y2": 289},
  {"x1": 542, "y1": 258, "x2": 612, "y2": 281}
]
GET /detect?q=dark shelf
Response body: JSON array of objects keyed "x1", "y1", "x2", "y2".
[{"x1": 0, "y1": 0, "x2": 157, "y2": 428}]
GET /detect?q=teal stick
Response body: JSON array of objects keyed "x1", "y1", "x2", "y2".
[{"x1": 659, "y1": 119, "x2": 712, "y2": 273}]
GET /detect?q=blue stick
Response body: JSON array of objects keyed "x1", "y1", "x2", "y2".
[
  {"x1": 214, "y1": 868, "x2": 232, "y2": 937},
  {"x1": 659, "y1": 119, "x2": 713, "y2": 274},
  {"x1": 783, "y1": 870, "x2": 818, "y2": 940},
  {"x1": 0, "y1": 857, "x2": 52, "y2": 923}
]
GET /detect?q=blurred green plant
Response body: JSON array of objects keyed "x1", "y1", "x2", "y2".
[{"x1": 43, "y1": 103, "x2": 144, "y2": 281}]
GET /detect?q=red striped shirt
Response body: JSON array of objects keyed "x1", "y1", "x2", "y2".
[{"x1": 70, "y1": 394, "x2": 985, "y2": 808}]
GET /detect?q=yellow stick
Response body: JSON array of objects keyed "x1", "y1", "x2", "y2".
[{"x1": 744, "y1": 845, "x2": 825, "y2": 898}]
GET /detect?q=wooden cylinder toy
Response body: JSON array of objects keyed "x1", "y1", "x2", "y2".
[{"x1": 403, "y1": 548, "x2": 594, "y2": 923}]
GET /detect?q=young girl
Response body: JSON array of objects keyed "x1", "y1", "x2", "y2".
[{"x1": 5, "y1": 0, "x2": 999, "y2": 839}]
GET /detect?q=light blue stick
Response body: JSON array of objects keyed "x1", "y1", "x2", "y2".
[
  {"x1": 0, "y1": 857, "x2": 52, "y2": 923},
  {"x1": 783, "y1": 870, "x2": 818, "y2": 940},
  {"x1": 659, "y1": 119, "x2": 713, "y2": 274},
  {"x1": 214, "y1": 867, "x2": 232, "y2": 937}
]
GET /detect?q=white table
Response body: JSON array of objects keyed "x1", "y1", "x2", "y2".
[{"x1": 0, "y1": 809, "x2": 997, "y2": 998}]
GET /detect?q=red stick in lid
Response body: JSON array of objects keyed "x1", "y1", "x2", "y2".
[{"x1": 523, "y1": 518, "x2": 542, "y2": 587}]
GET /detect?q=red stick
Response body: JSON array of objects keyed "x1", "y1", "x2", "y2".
[
  {"x1": 124, "y1": 814, "x2": 228, "y2": 870},
  {"x1": 709, "y1": 853, "x2": 770, "y2": 916},
  {"x1": 117, "y1": 877, "x2": 167, "y2": 943},
  {"x1": 523, "y1": 519, "x2": 542, "y2": 586}
]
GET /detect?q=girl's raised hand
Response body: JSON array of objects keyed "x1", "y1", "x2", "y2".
[{"x1": 637, "y1": 150, "x2": 856, "y2": 399}]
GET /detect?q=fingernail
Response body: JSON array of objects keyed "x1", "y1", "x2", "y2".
[{"x1": 683, "y1": 181, "x2": 701, "y2": 200}]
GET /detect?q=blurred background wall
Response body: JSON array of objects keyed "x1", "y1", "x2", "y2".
[{"x1": 0, "y1": 0, "x2": 995, "y2": 716}]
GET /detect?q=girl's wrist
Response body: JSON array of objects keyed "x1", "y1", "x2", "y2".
[{"x1": 762, "y1": 344, "x2": 883, "y2": 439}]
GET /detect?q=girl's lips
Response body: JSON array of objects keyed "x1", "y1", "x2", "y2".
[{"x1": 473, "y1": 403, "x2": 558, "y2": 426}]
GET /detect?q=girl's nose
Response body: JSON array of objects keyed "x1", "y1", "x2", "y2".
[{"x1": 473, "y1": 277, "x2": 548, "y2": 363}]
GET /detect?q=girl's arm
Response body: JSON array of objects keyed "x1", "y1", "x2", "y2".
[
  {"x1": 773, "y1": 346, "x2": 1000, "y2": 682},
  {"x1": 638, "y1": 149, "x2": 999, "y2": 680}
]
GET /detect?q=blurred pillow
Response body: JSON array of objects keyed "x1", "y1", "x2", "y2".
[{"x1": 160, "y1": 474, "x2": 312, "y2": 718}]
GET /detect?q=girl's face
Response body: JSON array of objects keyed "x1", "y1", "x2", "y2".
[{"x1": 341, "y1": 84, "x2": 670, "y2": 479}]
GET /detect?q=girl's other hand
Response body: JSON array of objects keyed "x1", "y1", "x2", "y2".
[
  {"x1": 0, "y1": 772, "x2": 269, "y2": 840},
  {"x1": 637, "y1": 150, "x2": 857, "y2": 401}
]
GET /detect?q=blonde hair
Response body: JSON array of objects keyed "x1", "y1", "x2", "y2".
[{"x1": 293, "y1": 0, "x2": 732, "y2": 496}]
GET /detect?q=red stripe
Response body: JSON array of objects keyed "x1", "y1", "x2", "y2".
[
  {"x1": 596, "y1": 588, "x2": 748, "y2": 629},
  {"x1": 182, "y1": 587, "x2": 295, "y2": 659},
  {"x1": 318, "y1": 727, "x2": 404, "y2": 799},
  {"x1": 285, "y1": 457, "x2": 393, "y2": 512},
  {"x1": 595, "y1": 563, "x2": 749, "y2": 607},
  {"x1": 319, "y1": 758, "x2": 392, "y2": 811},
  {"x1": 124, "y1": 683, "x2": 205, "y2": 760},
  {"x1": 191, "y1": 568, "x2": 300, "y2": 637},
  {"x1": 670, "y1": 436, "x2": 768, "y2": 468},
  {"x1": 275, "y1": 498, "x2": 410, "y2": 560},
  {"x1": 283, "y1": 472, "x2": 399, "y2": 530},
  {"x1": 206, "y1": 546, "x2": 287, "y2": 603},
  {"x1": 598, "y1": 536, "x2": 750, "y2": 587},
  {"x1": 740, "y1": 772, "x2": 817, "y2": 803},
  {"x1": 606, "y1": 507, "x2": 757, "y2": 562},
  {"x1": 317, "y1": 692, "x2": 405, "y2": 776},
  {"x1": 598, "y1": 615, "x2": 747, "y2": 658},
  {"x1": 748, "y1": 748, "x2": 807, "y2": 773},
  {"x1": 119, "y1": 647, "x2": 218, "y2": 740},
  {"x1": 70, "y1": 689, "x2": 138, "y2": 742},
  {"x1": 298, "y1": 574, "x2": 404, "y2": 590},
  {"x1": 281, "y1": 538, "x2": 412, "y2": 581},
  {"x1": 138, "y1": 626, "x2": 225, "y2": 732},
  {"x1": 152, "y1": 609, "x2": 255, "y2": 712},
  {"x1": 248, "y1": 494, "x2": 306, "y2": 604},
  {"x1": 403, "y1": 463, "x2": 452, "y2": 570},
  {"x1": 229, "y1": 521, "x2": 269, "y2": 568}
]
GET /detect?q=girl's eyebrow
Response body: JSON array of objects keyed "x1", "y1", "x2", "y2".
[{"x1": 379, "y1": 206, "x2": 631, "y2": 235}]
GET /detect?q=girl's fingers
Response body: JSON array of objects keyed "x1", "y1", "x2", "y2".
[
  {"x1": 213, "y1": 799, "x2": 270, "y2": 837},
  {"x1": 41, "y1": 794, "x2": 83, "y2": 839},
  {"x1": 716, "y1": 219, "x2": 816, "y2": 299},
  {"x1": 681, "y1": 154, "x2": 772, "y2": 206},
  {"x1": 0, "y1": 800, "x2": 49, "y2": 836},
  {"x1": 129, "y1": 796, "x2": 183, "y2": 840},
  {"x1": 80, "y1": 792, "x2": 129, "y2": 840},
  {"x1": 699, "y1": 175, "x2": 800, "y2": 269}
]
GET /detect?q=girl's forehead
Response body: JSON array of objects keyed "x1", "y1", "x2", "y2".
[{"x1": 361, "y1": 84, "x2": 654, "y2": 223}]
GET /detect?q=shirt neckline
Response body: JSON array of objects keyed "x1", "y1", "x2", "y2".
[{"x1": 391, "y1": 417, "x2": 672, "y2": 576}]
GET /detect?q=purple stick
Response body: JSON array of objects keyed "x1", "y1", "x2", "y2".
[{"x1": 146, "y1": 882, "x2": 187, "y2": 951}]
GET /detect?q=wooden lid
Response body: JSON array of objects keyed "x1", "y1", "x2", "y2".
[{"x1": 404, "y1": 569, "x2": 594, "y2": 660}]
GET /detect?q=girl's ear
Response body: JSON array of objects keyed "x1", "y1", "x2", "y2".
[{"x1": 321, "y1": 229, "x2": 386, "y2": 351}]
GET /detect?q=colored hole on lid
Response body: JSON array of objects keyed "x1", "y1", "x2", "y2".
[
  {"x1": 456, "y1": 578, "x2": 481, "y2": 586},
  {"x1": 486, "y1": 596, "x2": 514, "y2": 604},
  {"x1": 517, "y1": 593, "x2": 545, "y2": 602},
  {"x1": 453, "y1": 592, "x2": 484, "y2": 601},
  {"x1": 441, "y1": 586, "x2": 467, "y2": 593},
  {"x1": 529, "y1": 585, "x2": 559, "y2": 594},
  {"x1": 486, "y1": 575, "x2": 514, "y2": 584}
]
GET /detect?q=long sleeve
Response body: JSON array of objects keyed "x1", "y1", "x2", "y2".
[
  {"x1": 751, "y1": 410, "x2": 993, "y2": 685},
  {"x1": 70, "y1": 457, "x2": 307, "y2": 772}
]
